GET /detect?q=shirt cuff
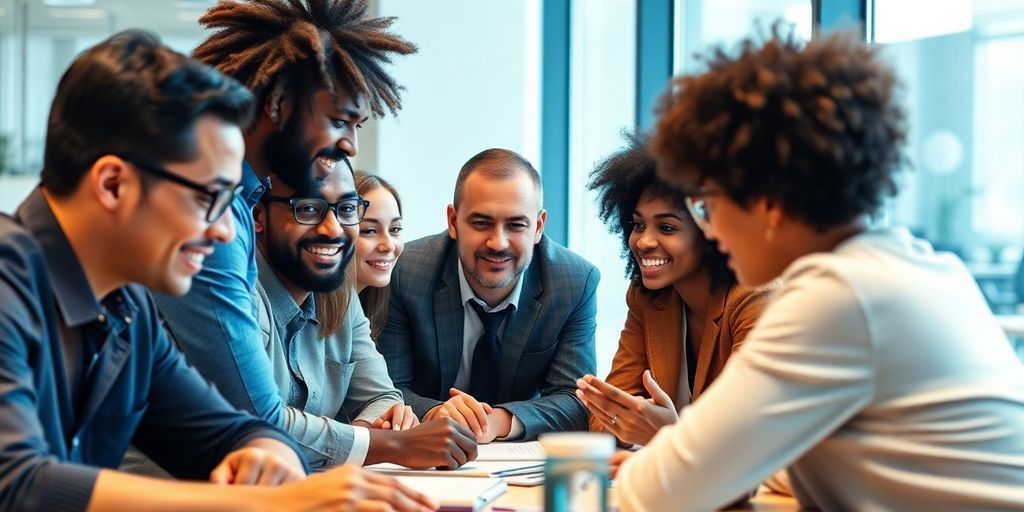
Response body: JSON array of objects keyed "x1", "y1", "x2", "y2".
[
  {"x1": 345, "y1": 426, "x2": 370, "y2": 466},
  {"x1": 497, "y1": 414, "x2": 524, "y2": 441}
]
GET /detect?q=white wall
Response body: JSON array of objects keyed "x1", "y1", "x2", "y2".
[{"x1": 366, "y1": 0, "x2": 541, "y2": 242}]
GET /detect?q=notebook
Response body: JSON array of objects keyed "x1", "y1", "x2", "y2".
[
  {"x1": 395, "y1": 475, "x2": 507, "y2": 512},
  {"x1": 370, "y1": 460, "x2": 544, "y2": 478}
]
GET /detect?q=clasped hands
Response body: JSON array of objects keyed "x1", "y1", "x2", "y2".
[{"x1": 575, "y1": 370, "x2": 679, "y2": 446}]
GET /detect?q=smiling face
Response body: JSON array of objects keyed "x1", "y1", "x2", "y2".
[
  {"x1": 627, "y1": 190, "x2": 705, "y2": 291},
  {"x1": 355, "y1": 186, "x2": 404, "y2": 292},
  {"x1": 255, "y1": 168, "x2": 359, "y2": 301},
  {"x1": 262, "y1": 85, "x2": 369, "y2": 192},
  {"x1": 447, "y1": 169, "x2": 545, "y2": 306},
  {"x1": 122, "y1": 115, "x2": 244, "y2": 296}
]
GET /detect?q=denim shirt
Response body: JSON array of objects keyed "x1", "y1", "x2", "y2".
[
  {"x1": 153, "y1": 163, "x2": 290, "y2": 421},
  {"x1": 0, "y1": 188, "x2": 298, "y2": 512}
]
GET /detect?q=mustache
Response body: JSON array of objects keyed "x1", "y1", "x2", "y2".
[
  {"x1": 476, "y1": 249, "x2": 517, "y2": 260},
  {"x1": 299, "y1": 236, "x2": 350, "y2": 250},
  {"x1": 315, "y1": 148, "x2": 350, "y2": 166}
]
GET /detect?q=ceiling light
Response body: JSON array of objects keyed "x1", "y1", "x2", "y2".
[{"x1": 43, "y1": 0, "x2": 96, "y2": 6}]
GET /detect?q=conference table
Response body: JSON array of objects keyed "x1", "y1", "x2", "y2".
[
  {"x1": 488, "y1": 484, "x2": 799, "y2": 511},
  {"x1": 487, "y1": 483, "x2": 798, "y2": 512}
]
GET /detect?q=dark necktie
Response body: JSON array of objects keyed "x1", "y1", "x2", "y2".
[{"x1": 468, "y1": 301, "x2": 509, "y2": 404}]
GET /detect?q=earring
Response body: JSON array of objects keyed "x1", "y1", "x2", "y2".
[
  {"x1": 765, "y1": 226, "x2": 775, "y2": 242},
  {"x1": 270, "y1": 107, "x2": 279, "y2": 122}
]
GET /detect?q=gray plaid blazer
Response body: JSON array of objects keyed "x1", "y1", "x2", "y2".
[{"x1": 377, "y1": 232, "x2": 599, "y2": 440}]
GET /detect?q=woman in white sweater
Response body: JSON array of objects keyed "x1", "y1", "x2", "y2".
[{"x1": 594, "y1": 28, "x2": 1024, "y2": 511}]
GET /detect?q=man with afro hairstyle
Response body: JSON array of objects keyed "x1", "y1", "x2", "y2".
[{"x1": 140, "y1": 0, "x2": 476, "y2": 473}]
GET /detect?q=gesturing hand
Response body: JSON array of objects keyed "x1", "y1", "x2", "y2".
[
  {"x1": 209, "y1": 446, "x2": 305, "y2": 486},
  {"x1": 575, "y1": 370, "x2": 678, "y2": 446}
]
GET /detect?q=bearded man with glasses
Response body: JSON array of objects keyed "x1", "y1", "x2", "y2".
[{"x1": 250, "y1": 162, "x2": 478, "y2": 471}]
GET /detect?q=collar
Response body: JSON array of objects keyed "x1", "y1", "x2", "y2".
[
  {"x1": 256, "y1": 249, "x2": 317, "y2": 327},
  {"x1": 241, "y1": 161, "x2": 271, "y2": 209},
  {"x1": 456, "y1": 257, "x2": 524, "y2": 313},
  {"x1": 15, "y1": 187, "x2": 137, "y2": 327}
]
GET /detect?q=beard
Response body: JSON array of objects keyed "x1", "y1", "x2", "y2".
[
  {"x1": 262, "y1": 108, "x2": 348, "y2": 196},
  {"x1": 464, "y1": 247, "x2": 527, "y2": 290},
  {"x1": 265, "y1": 229, "x2": 354, "y2": 294}
]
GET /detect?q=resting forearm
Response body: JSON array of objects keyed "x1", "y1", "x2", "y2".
[{"x1": 88, "y1": 470, "x2": 272, "y2": 512}]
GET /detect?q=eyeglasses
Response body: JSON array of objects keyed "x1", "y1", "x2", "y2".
[
  {"x1": 684, "y1": 190, "x2": 722, "y2": 232},
  {"x1": 120, "y1": 156, "x2": 241, "y2": 223},
  {"x1": 263, "y1": 195, "x2": 369, "y2": 226}
]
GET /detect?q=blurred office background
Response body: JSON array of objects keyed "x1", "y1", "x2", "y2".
[{"x1": 1, "y1": 0, "x2": 1022, "y2": 369}]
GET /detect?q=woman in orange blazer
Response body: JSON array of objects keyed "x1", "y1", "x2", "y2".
[{"x1": 577, "y1": 132, "x2": 773, "y2": 446}]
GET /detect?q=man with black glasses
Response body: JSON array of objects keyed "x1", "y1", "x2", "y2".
[
  {"x1": 251, "y1": 162, "x2": 477, "y2": 470},
  {"x1": 0, "y1": 30, "x2": 435, "y2": 511}
]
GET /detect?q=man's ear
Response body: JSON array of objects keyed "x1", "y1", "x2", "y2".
[
  {"x1": 89, "y1": 155, "x2": 132, "y2": 213},
  {"x1": 263, "y1": 91, "x2": 291, "y2": 126},
  {"x1": 447, "y1": 204, "x2": 458, "y2": 240},
  {"x1": 534, "y1": 209, "x2": 547, "y2": 244},
  {"x1": 253, "y1": 202, "x2": 267, "y2": 234}
]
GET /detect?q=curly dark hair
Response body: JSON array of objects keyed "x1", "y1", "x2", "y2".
[
  {"x1": 193, "y1": 0, "x2": 417, "y2": 119},
  {"x1": 588, "y1": 131, "x2": 735, "y2": 295},
  {"x1": 651, "y1": 25, "x2": 907, "y2": 232}
]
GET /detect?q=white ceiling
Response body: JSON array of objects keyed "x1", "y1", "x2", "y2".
[{"x1": 10, "y1": 0, "x2": 219, "y2": 33}]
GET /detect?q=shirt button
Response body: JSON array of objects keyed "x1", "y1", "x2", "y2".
[{"x1": 97, "y1": 314, "x2": 106, "y2": 323}]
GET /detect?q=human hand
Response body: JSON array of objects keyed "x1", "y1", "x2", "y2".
[
  {"x1": 609, "y1": 450, "x2": 634, "y2": 479},
  {"x1": 209, "y1": 446, "x2": 305, "y2": 486},
  {"x1": 422, "y1": 388, "x2": 493, "y2": 439},
  {"x1": 268, "y1": 464, "x2": 437, "y2": 512},
  {"x1": 575, "y1": 370, "x2": 678, "y2": 446},
  {"x1": 371, "y1": 403, "x2": 420, "y2": 431},
  {"x1": 370, "y1": 418, "x2": 478, "y2": 470}
]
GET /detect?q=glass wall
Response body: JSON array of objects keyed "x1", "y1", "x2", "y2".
[
  {"x1": 0, "y1": 0, "x2": 212, "y2": 211},
  {"x1": 876, "y1": 0, "x2": 1024, "y2": 314},
  {"x1": 567, "y1": 0, "x2": 636, "y2": 377},
  {"x1": 675, "y1": 0, "x2": 812, "y2": 74}
]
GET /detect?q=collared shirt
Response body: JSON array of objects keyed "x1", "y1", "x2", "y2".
[
  {"x1": 0, "y1": 188, "x2": 299, "y2": 512},
  {"x1": 455, "y1": 259, "x2": 525, "y2": 439},
  {"x1": 255, "y1": 252, "x2": 404, "y2": 469}
]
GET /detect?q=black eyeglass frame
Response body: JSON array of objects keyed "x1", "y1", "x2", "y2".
[
  {"x1": 119, "y1": 156, "x2": 242, "y2": 223},
  {"x1": 262, "y1": 194, "x2": 370, "y2": 226}
]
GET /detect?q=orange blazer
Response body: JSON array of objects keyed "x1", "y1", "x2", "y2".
[{"x1": 589, "y1": 281, "x2": 774, "y2": 434}]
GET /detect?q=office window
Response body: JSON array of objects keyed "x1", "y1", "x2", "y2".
[
  {"x1": 0, "y1": 0, "x2": 211, "y2": 212},
  {"x1": 877, "y1": 0, "x2": 1024, "y2": 313},
  {"x1": 675, "y1": 0, "x2": 812, "y2": 74},
  {"x1": 567, "y1": 0, "x2": 637, "y2": 377}
]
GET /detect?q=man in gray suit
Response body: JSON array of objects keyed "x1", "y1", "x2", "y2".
[{"x1": 378, "y1": 149, "x2": 599, "y2": 442}]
